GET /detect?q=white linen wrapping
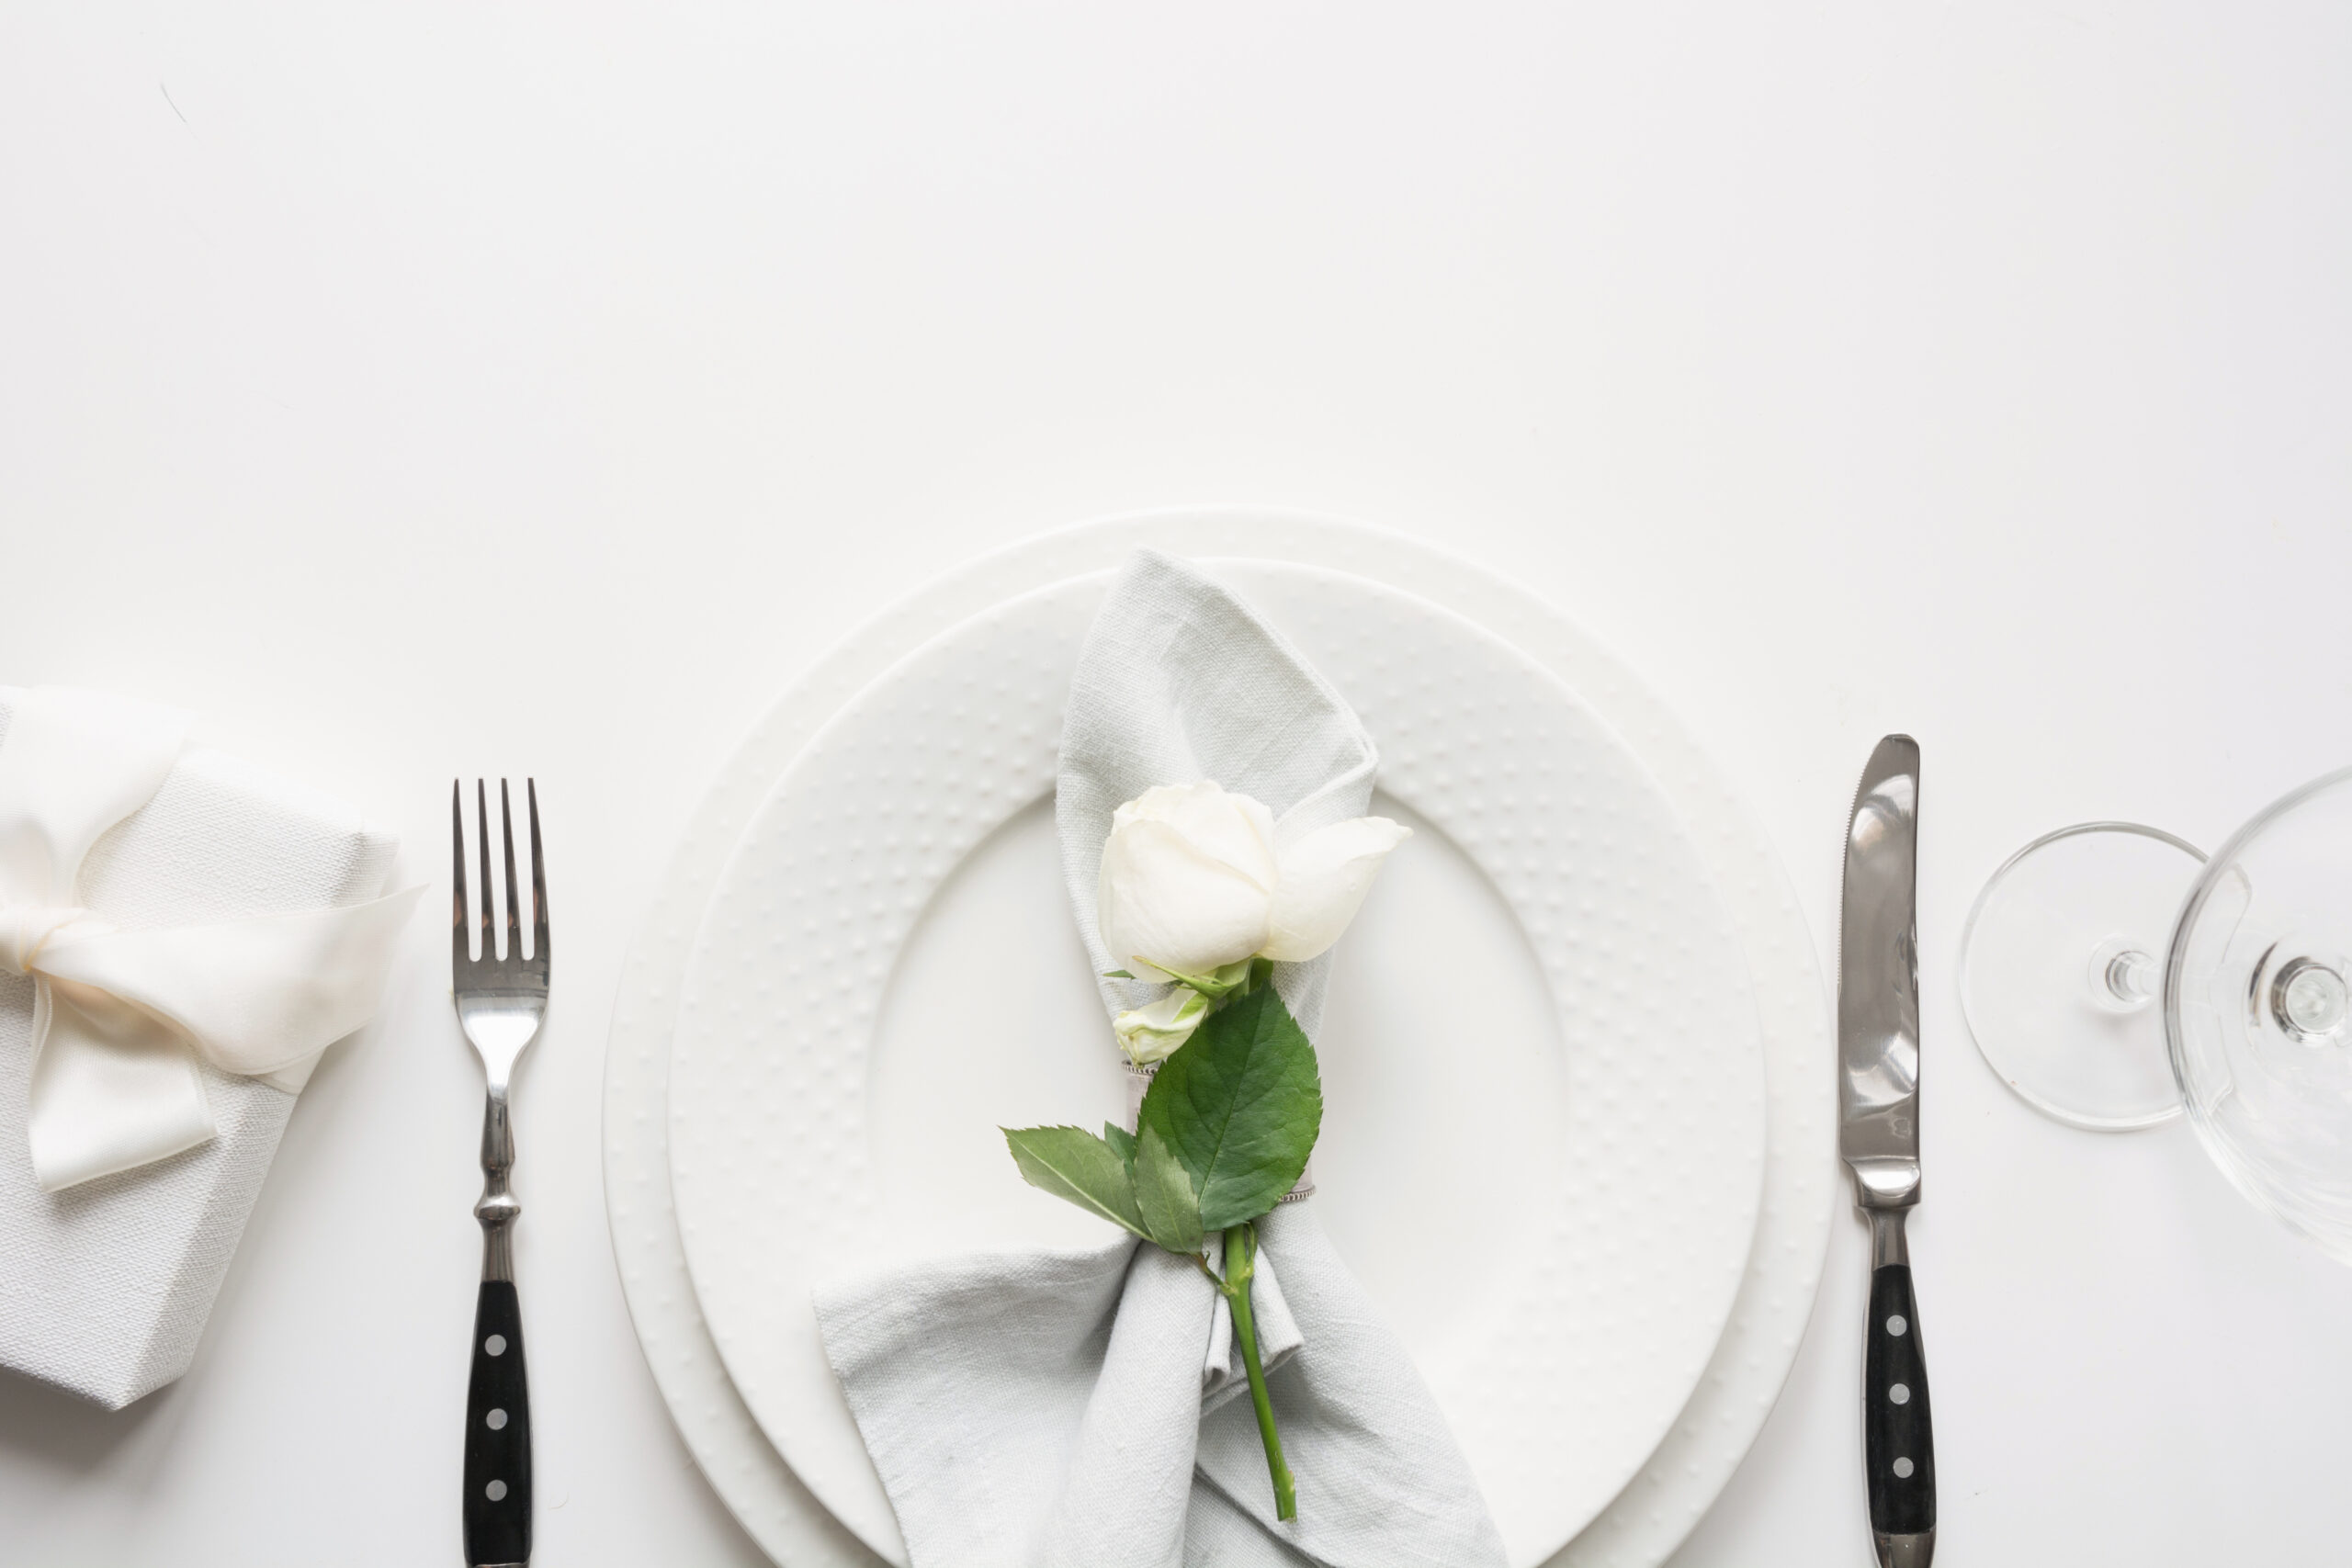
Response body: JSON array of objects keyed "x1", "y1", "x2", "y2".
[
  {"x1": 0, "y1": 688, "x2": 404, "y2": 1408},
  {"x1": 812, "y1": 550, "x2": 1509, "y2": 1568}
]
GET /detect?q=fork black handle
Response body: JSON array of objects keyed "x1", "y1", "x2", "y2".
[
  {"x1": 463, "y1": 1279, "x2": 532, "y2": 1566},
  {"x1": 466, "y1": 1089, "x2": 531, "y2": 1564}
]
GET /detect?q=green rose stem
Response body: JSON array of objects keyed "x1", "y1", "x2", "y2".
[{"x1": 1203, "y1": 1221, "x2": 1296, "y2": 1521}]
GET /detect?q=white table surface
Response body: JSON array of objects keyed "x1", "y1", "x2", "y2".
[{"x1": 6, "y1": 3, "x2": 2350, "y2": 1563}]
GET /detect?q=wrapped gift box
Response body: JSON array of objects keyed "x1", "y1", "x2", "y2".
[{"x1": 0, "y1": 691, "x2": 397, "y2": 1408}]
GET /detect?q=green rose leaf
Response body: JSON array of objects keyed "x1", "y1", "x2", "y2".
[
  {"x1": 1132, "y1": 1122, "x2": 1204, "y2": 1252},
  {"x1": 1002, "y1": 1125, "x2": 1148, "y2": 1240},
  {"x1": 1102, "y1": 1122, "x2": 1137, "y2": 1166},
  {"x1": 1137, "y1": 986, "x2": 1322, "y2": 1231}
]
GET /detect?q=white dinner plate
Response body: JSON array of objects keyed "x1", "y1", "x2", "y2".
[
  {"x1": 667, "y1": 560, "x2": 1768, "y2": 1567},
  {"x1": 603, "y1": 508, "x2": 1836, "y2": 1568}
]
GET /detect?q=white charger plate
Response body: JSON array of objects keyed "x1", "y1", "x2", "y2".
[
  {"x1": 603, "y1": 508, "x2": 1836, "y2": 1568},
  {"x1": 666, "y1": 561, "x2": 1768, "y2": 1568}
]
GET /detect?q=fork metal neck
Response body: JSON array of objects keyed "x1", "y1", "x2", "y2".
[{"x1": 475, "y1": 1088, "x2": 519, "y2": 1282}]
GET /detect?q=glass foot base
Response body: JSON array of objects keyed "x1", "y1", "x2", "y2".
[{"x1": 1960, "y1": 822, "x2": 2206, "y2": 1131}]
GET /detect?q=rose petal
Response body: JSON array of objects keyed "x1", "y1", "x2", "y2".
[
  {"x1": 1116, "y1": 781, "x2": 1279, "y2": 889},
  {"x1": 1260, "y1": 816, "x2": 1413, "y2": 962}
]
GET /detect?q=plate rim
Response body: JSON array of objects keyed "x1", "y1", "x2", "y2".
[{"x1": 602, "y1": 505, "x2": 1836, "y2": 1568}]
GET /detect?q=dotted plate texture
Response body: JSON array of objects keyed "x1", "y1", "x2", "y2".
[{"x1": 603, "y1": 508, "x2": 1835, "y2": 1568}]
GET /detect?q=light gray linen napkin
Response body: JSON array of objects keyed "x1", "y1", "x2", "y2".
[{"x1": 813, "y1": 550, "x2": 1508, "y2": 1568}]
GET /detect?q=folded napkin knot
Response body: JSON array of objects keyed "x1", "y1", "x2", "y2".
[
  {"x1": 0, "y1": 903, "x2": 95, "y2": 976},
  {"x1": 0, "y1": 687, "x2": 420, "y2": 1191}
]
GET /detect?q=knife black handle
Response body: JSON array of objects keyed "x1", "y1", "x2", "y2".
[
  {"x1": 1865, "y1": 1258, "x2": 1935, "y2": 1544},
  {"x1": 464, "y1": 1280, "x2": 532, "y2": 1566}
]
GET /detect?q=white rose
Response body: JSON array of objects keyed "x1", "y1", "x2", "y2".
[
  {"x1": 1097, "y1": 781, "x2": 1410, "y2": 984},
  {"x1": 1098, "y1": 782, "x2": 1280, "y2": 977}
]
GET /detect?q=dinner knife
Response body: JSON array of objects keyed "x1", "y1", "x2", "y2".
[{"x1": 1839, "y1": 735, "x2": 1934, "y2": 1568}]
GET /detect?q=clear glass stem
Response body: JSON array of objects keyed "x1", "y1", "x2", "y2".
[
  {"x1": 2102, "y1": 948, "x2": 2160, "y2": 1009},
  {"x1": 2272, "y1": 957, "x2": 2350, "y2": 1043}
]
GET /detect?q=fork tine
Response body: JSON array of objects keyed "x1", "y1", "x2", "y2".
[
  {"x1": 499, "y1": 779, "x2": 522, "y2": 970},
  {"x1": 477, "y1": 779, "x2": 495, "y2": 964},
  {"x1": 452, "y1": 779, "x2": 469, "y2": 967},
  {"x1": 526, "y1": 778, "x2": 549, "y2": 973}
]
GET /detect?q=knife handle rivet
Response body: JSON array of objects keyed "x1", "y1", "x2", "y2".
[
  {"x1": 1885, "y1": 1314, "x2": 1907, "y2": 1337},
  {"x1": 1889, "y1": 1382, "x2": 1911, "y2": 1404},
  {"x1": 1893, "y1": 1457, "x2": 1915, "y2": 1479}
]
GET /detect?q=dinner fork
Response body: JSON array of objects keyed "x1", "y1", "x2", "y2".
[{"x1": 453, "y1": 779, "x2": 548, "y2": 1568}]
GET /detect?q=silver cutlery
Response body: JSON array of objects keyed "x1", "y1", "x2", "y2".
[
  {"x1": 1839, "y1": 737, "x2": 1934, "y2": 1568},
  {"x1": 453, "y1": 779, "x2": 549, "y2": 1568}
]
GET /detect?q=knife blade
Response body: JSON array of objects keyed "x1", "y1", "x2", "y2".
[{"x1": 1839, "y1": 734, "x2": 1934, "y2": 1568}]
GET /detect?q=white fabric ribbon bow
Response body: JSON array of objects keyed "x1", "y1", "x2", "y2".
[{"x1": 1, "y1": 688, "x2": 419, "y2": 1191}]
